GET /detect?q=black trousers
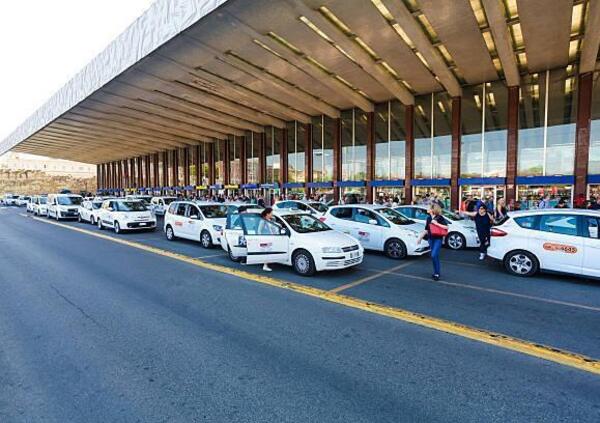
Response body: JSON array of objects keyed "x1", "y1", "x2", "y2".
[{"x1": 478, "y1": 230, "x2": 490, "y2": 254}]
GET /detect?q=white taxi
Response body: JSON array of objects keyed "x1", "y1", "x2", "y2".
[
  {"x1": 78, "y1": 199, "x2": 104, "y2": 224},
  {"x1": 97, "y1": 199, "x2": 156, "y2": 233},
  {"x1": 150, "y1": 196, "x2": 177, "y2": 216},
  {"x1": 273, "y1": 200, "x2": 329, "y2": 216},
  {"x1": 488, "y1": 209, "x2": 600, "y2": 278},
  {"x1": 47, "y1": 194, "x2": 83, "y2": 220},
  {"x1": 395, "y1": 205, "x2": 480, "y2": 250},
  {"x1": 32, "y1": 196, "x2": 48, "y2": 216},
  {"x1": 164, "y1": 201, "x2": 227, "y2": 248},
  {"x1": 221, "y1": 210, "x2": 363, "y2": 276},
  {"x1": 26, "y1": 197, "x2": 36, "y2": 213},
  {"x1": 322, "y1": 204, "x2": 428, "y2": 259}
]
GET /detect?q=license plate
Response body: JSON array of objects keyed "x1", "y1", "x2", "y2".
[
  {"x1": 350, "y1": 252, "x2": 359, "y2": 258},
  {"x1": 139, "y1": 222, "x2": 147, "y2": 226}
]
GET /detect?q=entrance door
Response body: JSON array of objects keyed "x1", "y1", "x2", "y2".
[
  {"x1": 239, "y1": 214, "x2": 289, "y2": 265},
  {"x1": 373, "y1": 187, "x2": 404, "y2": 205}
]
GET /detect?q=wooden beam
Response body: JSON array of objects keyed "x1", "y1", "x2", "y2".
[
  {"x1": 378, "y1": 0, "x2": 462, "y2": 96},
  {"x1": 580, "y1": 0, "x2": 600, "y2": 73},
  {"x1": 481, "y1": 0, "x2": 520, "y2": 86}
]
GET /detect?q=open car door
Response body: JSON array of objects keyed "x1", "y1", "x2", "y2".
[
  {"x1": 239, "y1": 214, "x2": 289, "y2": 265},
  {"x1": 224, "y1": 212, "x2": 249, "y2": 258}
]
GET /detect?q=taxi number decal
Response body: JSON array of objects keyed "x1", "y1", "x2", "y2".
[
  {"x1": 259, "y1": 242, "x2": 272, "y2": 248},
  {"x1": 358, "y1": 231, "x2": 370, "y2": 241},
  {"x1": 543, "y1": 242, "x2": 578, "y2": 254},
  {"x1": 175, "y1": 221, "x2": 183, "y2": 226}
]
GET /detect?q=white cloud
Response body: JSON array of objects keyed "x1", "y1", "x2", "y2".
[{"x1": 0, "y1": 0, "x2": 155, "y2": 148}]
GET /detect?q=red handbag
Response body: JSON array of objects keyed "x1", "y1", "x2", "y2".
[{"x1": 429, "y1": 220, "x2": 448, "y2": 237}]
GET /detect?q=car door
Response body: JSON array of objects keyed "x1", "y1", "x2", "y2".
[
  {"x1": 172, "y1": 203, "x2": 189, "y2": 238},
  {"x1": 581, "y1": 215, "x2": 600, "y2": 277},
  {"x1": 352, "y1": 208, "x2": 384, "y2": 250},
  {"x1": 183, "y1": 204, "x2": 203, "y2": 240},
  {"x1": 224, "y1": 212, "x2": 248, "y2": 258},
  {"x1": 532, "y1": 213, "x2": 583, "y2": 274},
  {"x1": 240, "y1": 214, "x2": 289, "y2": 265},
  {"x1": 326, "y1": 207, "x2": 354, "y2": 233}
]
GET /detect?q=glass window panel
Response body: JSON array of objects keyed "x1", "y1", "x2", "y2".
[
  {"x1": 461, "y1": 85, "x2": 484, "y2": 177},
  {"x1": 287, "y1": 122, "x2": 306, "y2": 183},
  {"x1": 177, "y1": 149, "x2": 185, "y2": 186},
  {"x1": 389, "y1": 101, "x2": 406, "y2": 179},
  {"x1": 518, "y1": 73, "x2": 546, "y2": 176},
  {"x1": 341, "y1": 110, "x2": 353, "y2": 180},
  {"x1": 374, "y1": 102, "x2": 389, "y2": 180},
  {"x1": 545, "y1": 69, "x2": 576, "y2": 175},
  {"x1": 414, "y1": 95, "x2": 433, "y2": 179},
  {"x1": 484, "y1": 81, "x2": 508, "y2": 177},
  {"x1": 354, "y1": 110, "x2": 368, "y2": 180},
  {"x1": 246, "y1": 132, "x2": 259, "y2": 184},
  {"x1": 312, "y1": 116, "x2": 323, "y2": 182},
  {"x1": 229, "y1": 136, "x2": 241, "y2": 184},
  {"x1": 433, "y1": 93, "x2": 452, "y2": 179},
  {"x1": 158, "y1": 153, "x2": 164, "y2": 187},
  {"x1": 265, "y1": 127, "x2": 282, "y2": 183},
  {"x1": 215, "y1": 141, "x2": 224, "y2": 184},
  {"x1": 189, "y1": 147, "x2": 197, "y2": 186},
  {"x1": 590, "y1": 72, "x2": 600, "y2": 174},
  {"x1": 323, "y1": 116, "x2": 334, "y2": 182}
]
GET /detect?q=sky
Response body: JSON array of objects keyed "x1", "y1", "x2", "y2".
[{"x1": 0, "y1": 0, "x2": 156, "y2": 151}]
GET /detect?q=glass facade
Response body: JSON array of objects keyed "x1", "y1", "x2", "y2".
[
  {"x1": 177, "y1": 149, "x2": 185, "y2": 186},
  {"x1": 228, "y1": 136, "x2": 242, "y2": 184},
  {"x1": 461, "y1": 82, "x2": 508, "y2": 177},
  {"x1": 199, "y1": 143, "x2": 209, "y2": 186},
  {"x1": 374, "y1": 101, "x2": 406, "y2": 180},
  {"x1": 215, "y1": 140, "x2": 224, "y2": 184},
  {"x1": 312, "y1": 115, "x2": 334, "y2": 182},
  {"x1": 287, "y1": 121, "x2": 306, "y2": 183},
  {"x1": 589, "y1": 72, "x2": 600, "y2": 175},
  {"x1": 518, "y1": 69, "x2": 576, "y2": 176},
  {"x1": 246, "y1": 132, "x2": 259, "y2": 184},
  {"x1": 341, "y1": 109, "x2": 368, "y2": 180},
  {"x1": 414, "y1": 93, "x2": 452, "y2": 179},
  {"x1": 189, "y1": 147, "x2": 197, "y2": 186},
  {"x1": 265, "y1": 127, "x2": 282, "y2": 183}
]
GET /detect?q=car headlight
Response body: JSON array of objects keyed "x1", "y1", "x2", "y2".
[
  {"x1": 322, "y1": 246, "x2": 342, "y2": 253},
  {"x1": 212, "y1": 225, "x2": 223, "y2": 232}
]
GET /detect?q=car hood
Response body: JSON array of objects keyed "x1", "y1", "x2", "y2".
[{"x1": 294, "y1": 229, "x2": 359, "y2": 248}]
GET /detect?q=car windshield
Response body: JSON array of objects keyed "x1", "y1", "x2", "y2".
[
  {"x1": 11, "y1": 195, "x2": 19, "y2": 199},
  {"x1": 57, "y1": 196, "x2": 82, "y2": 205},
  {"x1": 116, "y1": 201, "x2": 147, "y2": 212},
  {"x1": 442, "y1": 210, "x2": 463, "y2": 221},
  {"x1": 282, "y1": 214, "x2": 331, "y2": 233},
  {"x1": 200, "y1": 205, "x2": 227, "y2": 218},
  {"x1": 39, "y1": 197, "x2": 48, "y2": 204},
  {"x1": 163, "y1": 198, "x2": 176, "y2": 205},
  {"x1": 376, "y1": 208, "x2": 413, "y2": 225},
  {"x1": 308, "y1": 202, "x2": 329, "y2": 213},
  {"x1": 92, "y1": 201, "x2": 103, "y2": 209},
  {"x1": 23, "y1": 197, "x2": 31, "y2": 200}
]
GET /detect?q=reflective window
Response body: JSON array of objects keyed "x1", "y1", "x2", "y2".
[
  {"x1": 215, "y1": 140, "x2": 224, "y2": 184},
  {"x1": 265, "y1": 127, "x2": 282, "y2": 183},
  {"x1": 518, "y1": 69, "x2": 576, "y2": 176},
  {"x1": 589, "y1": 72, "x2": 600, "y2": 174},
  {"x1": 341, "y1": 109, "x2": 368, "y2": 180},
  {"x1": 287, "y1": 121, "x2": 306, "y2": 183},
  {"x1": 312, "y1": 115, "x2": 334, "y2": 181},
  {"x1": 189, "y1": 147, "x2": 197, "y2": 186},
  {"x1": 199, "y1": 143, "x2": 209, "y2": 186},
  {"x1": 229, "y1": 135, "x2": 242, "y2": 184},
  {"x1": 374, "y1": 101, "x2": 406, "y2": 180},
  {"x1": 246, "y1": 132, "x2": 259, "y2": 184},
  {"x1": 461, "y1": 82, "x2": 508, "y2": 177},
  {"x1": 177, "y1": 149, "x2": 185, "y2": 186},
  {"x1": 414, "y1": 93, "x2": 452, "y2": 179},
  {"x1": 539, "y1": 214, "x2": 578, "y2": 236}
]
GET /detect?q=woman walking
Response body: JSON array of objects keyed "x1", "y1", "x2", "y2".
[
  {"x1": 494, "y1": 197, "x2": 507, "y2": 221},
  {"x1": 463, "y1": 204, "x2": 495, "y2": 260},
  {"x1": 417, "y1": 204, "x2": 448, "y2": 281}
]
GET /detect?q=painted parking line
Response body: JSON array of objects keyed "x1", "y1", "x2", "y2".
[
  {"x1": 29, "y1": 215, "x2": 600, "y2": 376},
  {"x1": 329, "y1": 262, "x2": 414, "y2": 294},
  {"x1": 364, "y1": 267, "x2": 600, "y2": 313}
]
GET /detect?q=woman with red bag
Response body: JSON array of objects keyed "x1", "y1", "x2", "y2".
[{"x1": 417, "y1": 204, "x2": 448, "y2": 281}]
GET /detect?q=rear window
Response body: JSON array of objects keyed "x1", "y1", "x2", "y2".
[
  {"x1": 330, "y1": 207, "x2": 353, "y2": 220},
  {"x1": 539, "y1": 214, "x2": 578, "y2": 236},
  {"x1": 514, "y1": 215, "x2": 537, "y2": 229}
]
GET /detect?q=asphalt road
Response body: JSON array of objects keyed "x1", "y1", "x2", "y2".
[{"x1": 1, "y1": 206, "x2": 599, "y2": 422}]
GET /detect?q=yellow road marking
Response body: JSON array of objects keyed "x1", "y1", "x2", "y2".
[
  {"x1": 364, "y1": 267, "x2": 600, "y2": 313},
  {"x1": 195, "y1": 253, "x2": 226, "y2": 259},
  {"x1": 31, "y1": 216, "x2": 600, "y2": 375},
  {"x1": 329, "y1": 262, "x2": 413, "y2": 294}
]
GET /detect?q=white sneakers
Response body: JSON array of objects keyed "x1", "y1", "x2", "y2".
[
  {"x1": 479, "y1": 253, "x2": 486, "y2": 260},
  {"x1": 263, "y1": 264, "x2": 272, "y2": 272}
]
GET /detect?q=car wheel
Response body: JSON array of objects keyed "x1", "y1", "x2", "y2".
[
  {"x1": 166, "y1": 225, "x2": 175, "y2": 241},
  {"x1": 504, "y1": 250, "x2": 539, "y2": 277},
  {"x1": 114, "y1": 221, "x2": 121, "y2": 234},
  {"x1": 293, "y1": 249, "x2": 316, "y2": 276},
  {"x1": 98, "y1": 219, "x2": 104, "y2": 230},
  {"x1": 384, "y1": 238, "x2": 407, "y2": 259},
  {"x1": 446, "y1": 232, "x2": 466, "y2": 250},
  {"x1": 200, "y1": 230, "x2": 213, "y2": 249},
  {"x1": 228, "y1": 246, "x2": 242, "y2": 262}
]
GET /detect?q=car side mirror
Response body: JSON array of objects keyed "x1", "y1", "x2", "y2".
[
  {"x1": 280, "y1": 227, "x2": 287, "y2": 235},
  {"x1": 108, "y1": 207, "x2": 114, "y2": 212},
  {"x1": 369, "y1": 219, "x2": 378, "y2": 225}
]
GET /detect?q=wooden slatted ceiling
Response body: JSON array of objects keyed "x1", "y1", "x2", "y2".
[{"x1": 517, "y1": 0, "x2": 574, "y2": 73}]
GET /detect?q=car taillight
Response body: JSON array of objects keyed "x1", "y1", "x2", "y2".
[
  {"x1": 319, "y1": 217, "x2": 326, "y2": 222},
  {"x1": 491, "y1": 228, "x2": 507, "y2": 237}
]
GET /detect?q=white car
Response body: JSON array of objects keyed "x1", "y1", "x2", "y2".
[
  {"x1": 322, "y1": 204, "x2": 429, "y2": 259},
  {"x1": 78, "y1": 199, "x2": 104, "y2": 224},
  {"x1": 150, "y1": 196, "x2": 177, "y2": 216},
  {"x1": 488, "y1": 209, "x2": 600, "y2": 278},
  {"x1": 221, "y1": 210, "x2": 363, "y2": 276},
  {"x1": 16, "y1": 196, "x2": 31, "y2": 207},
  {"x1": 26, "y1": 197, "x2": 36, "y2": 213},
  {"x1": 47, "y1": 194, "x2": 83, "y2": 220},
  {"x1": 395, "y1": 205, "x2": 480, "y2": 250},
  {"x1": 3, "y1": 194, "x2": 20, "y2": 206},
  {"x1": 126, "y1": 195, "x2": 153, "y2": 209},
  {"x1": 164, "y1": 201, "x2": 227, "y2": 248},
  {"x1": 274, "y1": 200, "x2": 329, "y2": 216},
  {"x1": 97, "y1": 199, "x2": 156, "y2": 233},
  {"x1": 32, "y1": 196, "x2": 48, "y2": 216}
]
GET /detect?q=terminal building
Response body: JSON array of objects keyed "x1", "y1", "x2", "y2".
[{"x1": 2, "y1": 0, "x2": 600, "y2": 209}]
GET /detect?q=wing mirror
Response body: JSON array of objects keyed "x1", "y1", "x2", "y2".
[
  {"x1": 369, "y1": 219, "x2": 378, "y2": 225},
  {"x1": 280, "y1": 227, "x2": 288, "y2": 235},
  {"x1": 107, "y1": 207, "x2": 114, "y2": 212}
]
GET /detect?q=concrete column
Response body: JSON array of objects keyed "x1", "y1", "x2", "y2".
[
  {"x1": 575, "y1": 72, "x2": 593, "y2": 199},
  {"x1": 450, "y1": 96, "x2": 462, "y2": 210},
  {"x1": 505, "y1": 86, "x2": 520, "y2": 203}
]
